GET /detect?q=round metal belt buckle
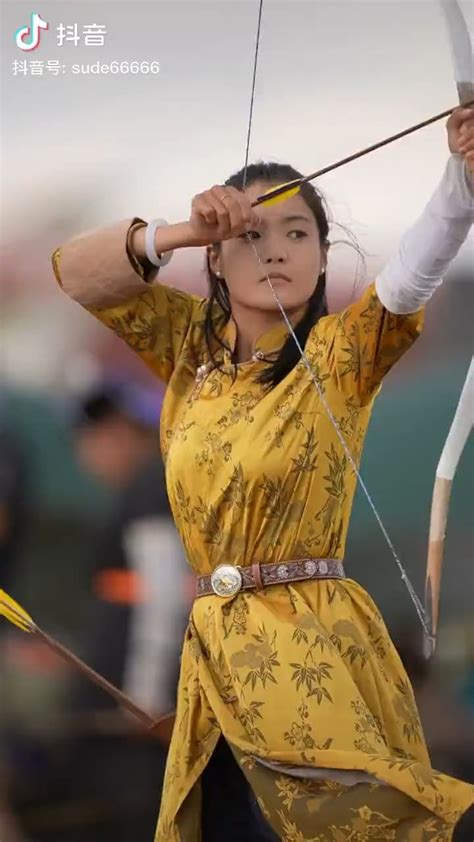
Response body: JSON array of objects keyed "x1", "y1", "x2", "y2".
[{"x1": 210, "y1": 564, "x2": 243, "y2": 597}]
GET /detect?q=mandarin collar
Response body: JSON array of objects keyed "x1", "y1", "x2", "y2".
[{"x1": 221, "y1": 316, "x2": 290, "y2": 360}]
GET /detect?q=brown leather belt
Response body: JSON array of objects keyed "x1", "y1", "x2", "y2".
[{"x1": 195, "y1": 558, "x2": 344, "y2": 599}]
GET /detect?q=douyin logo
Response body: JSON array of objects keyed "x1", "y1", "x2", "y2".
[{"x1": 14, "y1": 12, "x2": 49, "y2": 51}]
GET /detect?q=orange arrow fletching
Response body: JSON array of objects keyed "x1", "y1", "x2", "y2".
[{"x1": 0, "y1": 590, "x2": 35, "y2": 632}]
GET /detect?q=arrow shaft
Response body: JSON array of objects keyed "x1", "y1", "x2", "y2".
[
  {"x1": 33, "y1": 626, "x2": 155, "y2": 728},
  {"x1": 252, "y1": 100, "x2": 473, "y2": 207}
]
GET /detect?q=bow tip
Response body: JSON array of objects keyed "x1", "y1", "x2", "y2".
[{"x1": 422, "y1": 630, "x2": 437, "y2": 660}]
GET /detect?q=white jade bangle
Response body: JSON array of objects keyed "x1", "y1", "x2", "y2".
[{"x1": 145, "y1": 218, "x2": 173, "y2": 267}]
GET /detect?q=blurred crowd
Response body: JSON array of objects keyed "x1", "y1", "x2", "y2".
[{"x1": 0, "y1": 376, "x2": 192, "y2": 841}]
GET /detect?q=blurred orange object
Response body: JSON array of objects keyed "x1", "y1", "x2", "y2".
[{"x1": 94, "y1": 568, "x2": 146, "y2": 605}]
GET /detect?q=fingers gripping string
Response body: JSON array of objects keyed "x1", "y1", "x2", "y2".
[{"x1": 242, "y1": 1, "x2": 432, "y2": 639}]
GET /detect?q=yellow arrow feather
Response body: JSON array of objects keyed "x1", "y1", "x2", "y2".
[
  {"x1": 0, "y1": 589, "x2": 35, "y2": 632},
  {"x1": 254, "y1": 180, "x2": 302, "y2": 207}
]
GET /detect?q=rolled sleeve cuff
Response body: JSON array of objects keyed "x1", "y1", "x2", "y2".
[{"x1": 52, "y1": 217, "x2": 157, "y2": 309}]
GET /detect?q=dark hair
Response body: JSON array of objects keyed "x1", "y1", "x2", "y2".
[
  {"x1": 71, "y1": 383, "x2": 161, "y2": 432},
  {"x1": 204, "y1": 161, "x2": 331, "y2": 389}
]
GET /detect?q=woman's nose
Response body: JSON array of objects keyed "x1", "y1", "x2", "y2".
[{"x1": 264, "y1": 255, "x2": 286, "y2": 264}]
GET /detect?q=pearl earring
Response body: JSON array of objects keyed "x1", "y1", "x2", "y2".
[{"x1": 216, "y1": 271, "x2": 221, "y2": 277}]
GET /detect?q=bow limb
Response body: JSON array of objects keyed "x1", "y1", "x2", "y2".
[
  {"x1": 424, "y1": 358, "x2": 474, "y2": 657},
  {"x1": 424, "y1": 2, "x2": 474, "y2": 657},
  {"x1": 440, "y1": 0, "x2": 474, "y2": 106}
]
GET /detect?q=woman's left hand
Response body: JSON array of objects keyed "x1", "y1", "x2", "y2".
[{"x1": 447, "y1": 106, "x2": 474, "y2": 174}]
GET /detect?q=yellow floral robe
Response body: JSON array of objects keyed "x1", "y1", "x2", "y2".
[{"x1": 52, "y1": 248, "x2": 474, "y2": 840}]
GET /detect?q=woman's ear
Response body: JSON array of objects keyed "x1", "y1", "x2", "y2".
[
  {"x1": 207, "y1": 244, "x2": 221, "y2": 277},
  {"x1": 320, "y1": 240, "x2": 330, "y2": 275}
]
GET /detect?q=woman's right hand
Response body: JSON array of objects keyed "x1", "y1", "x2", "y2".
[{"x1": 186, "y1": 184, "x2": 261, "y2": 247}]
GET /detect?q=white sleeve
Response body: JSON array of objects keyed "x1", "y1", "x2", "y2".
[{"x1": 375, "y1": 155, "x2": 473, "y2": 314}]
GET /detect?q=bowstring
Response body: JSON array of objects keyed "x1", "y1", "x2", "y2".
[
  {"x1": 242, "y1": 0, "x2": 432, "y2": 640},
  {"x1": 242, "y1": 0, "x2": 264, "y2": 191}
]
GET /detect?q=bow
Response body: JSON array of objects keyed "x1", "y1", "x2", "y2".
[
  {"x1": 423, "y1": 0, "x2": 474, "y2": 657},
  {"x1": 440, "y1": 0, "x2": 474, "y2": 108},
  {"x1": 241, "y1": 0, "x2": 473, "y2": 643},
  {"x1": 424, "y1": 359, "x2": 474, "y2": 658}
]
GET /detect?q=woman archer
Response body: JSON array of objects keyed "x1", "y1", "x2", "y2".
[{"x1": 51, "y1": 108, "x2": 474, "y2": 840}]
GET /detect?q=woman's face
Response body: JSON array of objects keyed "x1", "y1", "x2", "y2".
[{"x1": 209, "y1": 180, "x2": 328, "y2": 315}]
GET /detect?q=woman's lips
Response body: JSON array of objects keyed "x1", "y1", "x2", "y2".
[{"x1": 260, "y1": 272, "x2": 291, "y2": 283}]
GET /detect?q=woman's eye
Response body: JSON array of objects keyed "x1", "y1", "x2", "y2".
[
  {"x1": 289, "y1": 230, "x2": 307, "y2": 239},
  {"x1": 239, "y1": 231, "x2": 259, "y2": 240},
  {"x1": 240, "y1": 230, "x2": 307, "y2": 241}
]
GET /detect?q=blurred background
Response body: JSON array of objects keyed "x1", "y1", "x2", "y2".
[{"x1": 1, "y1": 1, "x2": 473, "y2": 839}]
